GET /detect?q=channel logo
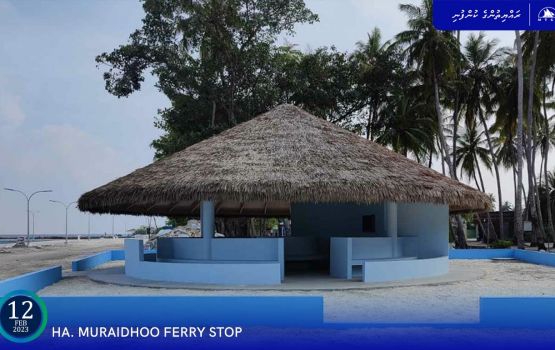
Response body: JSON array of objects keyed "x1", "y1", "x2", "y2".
[{"x1": 538, "y1": 7, "x2": 555, "y2": 21}]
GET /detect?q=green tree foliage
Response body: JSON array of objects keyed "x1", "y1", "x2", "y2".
[
  {"x1": 290, "y1": 47, "x2": 361, "y2": 127},
  {"x1": 97, "y1": 0, "x2": 318, "y2": 158},
  {"x1": 456, "y1": 124, "x2": 492, "y2": 189},
  {"x1": 352, "y1": 28, "x2": 406, "y2": 141},
  {"x1": 395, "y1": 0, "x2": 460, "y2": 178}
]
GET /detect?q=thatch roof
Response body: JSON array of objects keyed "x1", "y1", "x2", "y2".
[{"x1": 78, "y1": 104, "x2": 491, "y2": 216}]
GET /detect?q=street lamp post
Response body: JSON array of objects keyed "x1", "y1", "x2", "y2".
[
  {"x1": 30, "y1": 210, "x2": 39, "y2": 240},
  {"x1": 50, "y1": 200, "x2": 77, "y2": 245},
  {"x1": 4, "y1": 188, "x2": 52, "y2": 247}
]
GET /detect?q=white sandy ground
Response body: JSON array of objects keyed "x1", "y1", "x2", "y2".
[
  {"x1": 3, "y1": 239, "x2": 555, "y2": 323},
  {"x1": 37, "y1": 259, "x2": 555, "y2": 323},
  {"x1": 0, "y1": 238, "x2": 124, "y2": 280}
]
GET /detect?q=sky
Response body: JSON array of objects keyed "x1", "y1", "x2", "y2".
[{"x1": 0, "y1": 0, "x2": 523, "y2": 236}]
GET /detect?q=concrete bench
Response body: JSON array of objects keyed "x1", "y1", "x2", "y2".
[
  {"x1": 126, "y1": 239, "x2": 284, "y2": 285},
  {"x1": 363, "y1": 256, "x2": 449, "y2": 283},
  {"x1": 157, "y1": 258, "x2": 278, "y2": 264},
  {"x1": 351, "y1": 256, "x2": 417, "y2": 266},
  {"x1": 331, "y1": 237, "x2": 411, "y2": 280}
]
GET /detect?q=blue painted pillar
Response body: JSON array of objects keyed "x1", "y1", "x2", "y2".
[
  {"x1": 386, "y1": 202, "x2": 398, "y2": 257},
  {"x1": 200, "y1": 200, "x2": 215, "y2": 260}
]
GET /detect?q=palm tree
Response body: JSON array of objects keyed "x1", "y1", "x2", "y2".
[
  {"x1": 515, "y1": 30, "x2": 526, "y2": 249},
  {"x1": 537, "y1": 118, "x2": 555, "y2": 245},
  {"x1": 491, "y1": 55, "x2": 530, "y2": 208},
  {"x1": 541, "y1": 80, "x2": 555, "y2": 244},
  {"x1": 524, "y1": 32, "x2": 555, "y2": 245},
  {"x1": 375, "y1": 90, "x2": 434, "y2": 160},
  {"x1": 395, "y1": 0, "x2": 460, "y2": 177},
  {"x1": 524, "y1": 32, "x2": 555, "y2": 79},
  {"x1": 456, "y1": 124, "x2": 492, "y2": 192},
  {"x1": 396, "y1": 0, "x2": 467, "y2": 247},
  {"x1": 354, "y1": 28, "x2": 402, "y2": 141},
  {"x1": 456, "y1": 124, "x2": 499, "y2": 243},
  {"x1": 451, "y1": 30, "x2": 464, "y2": 179},
  {"x1": 494, "y1": 134, "x2": 519, "y2": 200},
  {"x1": 521, "y1": 31, "x2": 547, "y2": 249},
  {"x1": 462, "y1": 32, "x2": 506, "y2": 238}
]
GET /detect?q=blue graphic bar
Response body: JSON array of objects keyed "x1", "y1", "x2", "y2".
[
  {"x1": 43, "y1": 296, "x2": 324, "y2": 327},
  {"x1": 434, "y1": 0, "x2": 555, "y2": 30},
  {"x1": 2, "y1": 296, "x2": 555, "y2": 349}
]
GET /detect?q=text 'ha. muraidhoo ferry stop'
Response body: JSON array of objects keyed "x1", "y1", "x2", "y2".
[{"x1": 77, "y1": 104, "x2": 490, "y2": 286}]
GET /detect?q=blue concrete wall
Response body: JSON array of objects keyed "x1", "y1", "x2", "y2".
[
  {"x1": 480, "y1": 297, "x2": 555, "y2": 328},
  {"x1": 212, "y1": 239, "x2": 281, "y2": 260},
  {"x1": 157, "y1": 238, "x2": 206, "y2": 260},
  {"x1": 72, "y1": 251, "x2": 112, "y2": 271},
  {"x1": 351, "y1": 237, "x2": 396, "y2": 260},
  {"x1": 449, "y1": 249, "x2": 555, "y2": 268},
  {"x1": 514, "y1": 249, "x2": 555, "y2": 266},
  {"x1": 330, "y1": 237, "x2": 448, "y2": 281},
  {"x1": 363, "y1": 257, "x2": 449, "y2": 283},
  {"x1": 397, "y1": 203, "x2": 449, "y2": 258},
  {"x1": 329, "y1": 238, "x2": 351, "y2": 279},
  {"x1": 72, "y1": 250, "x2": 126, "y2": 271},
  {"x1": 0, "y1": 266, "x2": 62, "y2": 295},
  {"x1": 331, "y1": 233, "x2": 416, "y2": 260},
  {"x1": 111, "y1": 250, "x2": 125, "y2": 260},
  {"x1": 449, "y1": 249, "x2": 514, "y2": 259},
  {"x1": 125, "y1": 239, "x2": 283, "y2": 285},
  {"x1": 398, "y1": 236, "x2": 418, "y2": 257},
  {"x1": 291, "y1": 203, "x2": 386, "y2": 237},
  {"x1": 157, "y1": 237, "x2": 283, "y2": 263},
  {"x1": 328, "y1": 203, "x2": 449, "y2": 282}
]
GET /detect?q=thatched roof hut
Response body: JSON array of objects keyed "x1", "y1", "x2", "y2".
[{"x1": 78, "y1": 104, "x2": 491, "y2": 216}]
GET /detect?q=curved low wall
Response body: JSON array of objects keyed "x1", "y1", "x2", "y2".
[
  {"x1": 72, "y1": 250, "x2": 117, "y2": 271},
  {"x1": 125, "y1": 239, "x2": 283, "y2": 285},
  {"x1": 127, "y1": 259, "x2": 282, "y2": 285},
  {"x1": 363, "y1": 256, "x2": 449, "y2": 283},
  {"x1": 0, "y1": 266, "x2": 62, "y2": 295}
]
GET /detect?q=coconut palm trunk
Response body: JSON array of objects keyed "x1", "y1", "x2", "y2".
[
  {"x1": 543, "y1": 79, "x2": 555, "y2": 247},
  {"x1": 474, "y1": 155, "x2": 499, "y2": 242},
  {"x1": 433, "y1": 71, "x2": 467, "y2": 247},
  {"x1": 474, "y1": 213, "x2": 487, "y2": 241},
  {"x1": 452, "y1": 30, "x2": 462, "y2": 176},
  {"x1": 433, "y1": 72, "x2": 456, "y2": 178},
  {"x1": 514, "y1": 31, "x2": 526, "y2": 249},
  {"x1": 533, "y1": 160, "x2": 547, "y2": 247},
  {"x1": 512, "y1": 166, "x2": 517, "y2": 204},
  {"x1": 477, "y1": 107, "x2": 504, "y2": 239},
  {"x1": 525, "y1": 31, "x2": 546, "y2": 249}
]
